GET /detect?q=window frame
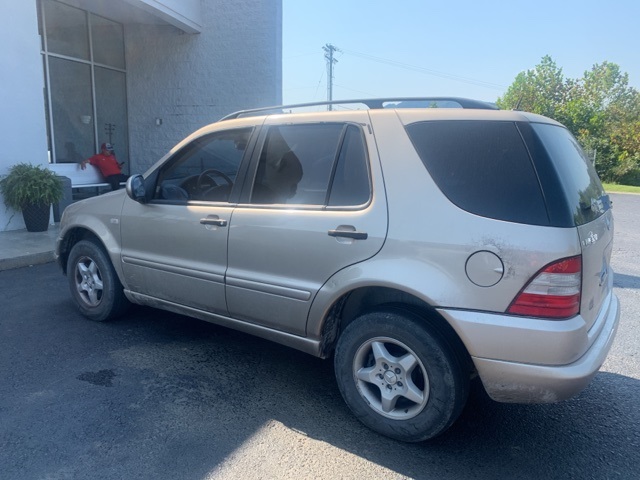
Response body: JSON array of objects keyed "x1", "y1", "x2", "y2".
[{"x1": 239, "y1": 121, "x2": 373, "y2": 210}]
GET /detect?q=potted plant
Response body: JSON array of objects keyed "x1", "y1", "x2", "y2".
[{"x1": 0, "y1": 163, "x2": 63, "y2": 232}]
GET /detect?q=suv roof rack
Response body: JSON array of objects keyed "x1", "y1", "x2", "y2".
[{"x1": 220, "y1": 97, "x2": 498, "y2": 121}]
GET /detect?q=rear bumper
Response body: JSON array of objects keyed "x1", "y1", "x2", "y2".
[{"x1": 440, "y1": 292, "x2": 620, "y2": 403}]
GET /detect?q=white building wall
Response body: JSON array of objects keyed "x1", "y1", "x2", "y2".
[
  {"x1": 0, "y1": 2, "x2": 50, "y2": 231},
  {"x1": 126, "y1": 0, "x2": 282, "y2": 171},
  {"x1": 0, "y1": 0, "x2": 282, "y2": 230}
]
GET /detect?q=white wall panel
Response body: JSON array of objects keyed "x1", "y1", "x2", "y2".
[{"x1": 0, "y1": 2, "x2": 49, "y2": 230}]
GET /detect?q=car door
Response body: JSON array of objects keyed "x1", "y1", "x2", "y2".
[
  {"x1": 120, "y1": 126, "x2": 255, "y2": 315},
  {"x1": 226, "y1": 112, "x2": 388, "y2": 335}
]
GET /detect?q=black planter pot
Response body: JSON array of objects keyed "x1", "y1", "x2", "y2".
[{"x1": 21, "y1": 203, "x2": 51, "y2": 232}]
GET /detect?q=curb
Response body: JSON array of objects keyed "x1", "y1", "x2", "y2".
[{"x1": 0, "y1": 251, "x2": 55, "y2": 272}]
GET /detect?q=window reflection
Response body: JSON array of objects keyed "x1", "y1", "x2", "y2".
[
  {"x1": 41, "y1": 0, "x2": 128, "y2": 166},
  {"x1": 95, "y1": 67, "x2": 129, "y2": 170},
  {"x1": 91, "y1": 14, "x2": 125, "y2": 69},
  {"x1": 43, "y1": 0, "x2": 89, "y2": 60},
  {"x1": 48, "y1": 57, "x2": 93, "y2": 163}
]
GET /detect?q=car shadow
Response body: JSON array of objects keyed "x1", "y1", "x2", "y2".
[
  {"x1": 261, "y1": 358, "x2": 640, "y2": 479},
  {"x1": 8, "y1": 274, "x2": 639, "y2": 480},
  {"x1": 614, "y1": 272, "x2": 640, "y2": 289},
  {"x1": 95, "y1": 308, "x2": 640, "y2": 479},
  {"x1": 290, "y1": 371, "x2": 640, "y2": 479}
]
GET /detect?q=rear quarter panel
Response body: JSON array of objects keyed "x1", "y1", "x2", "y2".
[{"x1": 308, "y1": 111, "x2": 584, "y2": 338}]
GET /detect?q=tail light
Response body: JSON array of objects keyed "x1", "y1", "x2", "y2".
[{"x1": 507, "y1": 256, "x2": 582, "y2": 319}]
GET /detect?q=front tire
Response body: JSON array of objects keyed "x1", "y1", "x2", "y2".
[
  {"x1": 67, "y1": 240, "x2": 129, "y2": 322},
  {"x1": 334, "y1": 308, "x2": 469, "y2": 442}
]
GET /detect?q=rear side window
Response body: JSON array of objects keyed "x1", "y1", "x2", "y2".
[
  {"x1": 328, "y1": 125, "x2": 370, "y2": 206},
  {"x1": 531, "y1": 123, "x2": 608, "y2": 226},
  {"x1": 405, "y1": 121, "x2": 549, "y2": 225}
]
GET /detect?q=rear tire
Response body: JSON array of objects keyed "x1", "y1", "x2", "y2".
[
  {"x1": 67, "y1": 240, "x2": 129, "y2": 322},
  {"x1": 334, "y1": 308, "x2": 469, "y2": 442}
]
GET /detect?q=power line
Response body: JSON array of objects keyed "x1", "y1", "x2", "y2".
[
  {"x1": 342, "y1": 49, "x2": 507, "y2": 90},
  {"x1": 284, "y1": 52, "x2": 319, "y2": 59},
  {"x1": 313, "y1": 68, "x2": 326, "y2": 101},
  {"x1": 333, "y1": 83, "x2": 377, "y2": 97}
]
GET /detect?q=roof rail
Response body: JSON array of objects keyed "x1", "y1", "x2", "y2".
[{"x1": 220, "y1": 97, "x2": 498, "y2": 121}]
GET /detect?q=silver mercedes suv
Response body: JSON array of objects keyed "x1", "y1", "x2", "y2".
[{"x1": 55, "y1": 98, "x2": 620, "y2": 442}]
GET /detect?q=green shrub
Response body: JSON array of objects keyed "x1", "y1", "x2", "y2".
[{"x1": 0, "y1": 163, "x2": 63, "y2": 211}]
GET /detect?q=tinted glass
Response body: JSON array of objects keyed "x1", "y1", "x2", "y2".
[
  {"x1": 328, "y1": 125, "x2": 371, "y2": 206},
  {"x1": 251, "y1": 124, "x2": 344, "y2": 205},
  {"x1": 532, "y1": 123, "x2": 608, "y2": 226},
  {"x1": 405, "y1": 121, "x2": 549, "y2": 225},
  {"x1": 155, "y1": 128, "x2": 252, "y2": 202}
]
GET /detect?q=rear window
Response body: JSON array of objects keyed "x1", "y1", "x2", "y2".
[
  {"x1": 405, "y1": 120, "x2": 549, "y2": 225},
  {"x1": 531, "y1": 123, "x2": 609, "y2": 226}
]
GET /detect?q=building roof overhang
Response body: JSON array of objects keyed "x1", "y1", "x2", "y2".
[{"x1": 58, "y1": 0, "x2": 202, "y2": 33}]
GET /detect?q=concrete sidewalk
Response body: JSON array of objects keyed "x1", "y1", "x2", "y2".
[{"x1": 0, "y1": 224, "x2": 59, "y2": 271}]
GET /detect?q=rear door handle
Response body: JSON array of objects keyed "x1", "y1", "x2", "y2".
[
  {"x1": 200, "y1": 215, "x2": 228, "y2": 227},
  {"x1": 328, "y1": 227, "x2": 368, "y2": 240}
]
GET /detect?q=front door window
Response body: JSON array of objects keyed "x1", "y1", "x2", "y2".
[{"x1": 154, "y1": 128, "x2": 253, "y2": 203}]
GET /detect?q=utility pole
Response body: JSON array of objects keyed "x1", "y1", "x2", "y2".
[
  {"x1": 104, "y1": 123, "x2": 116, "y2": 145},
  {"x1": 323, "y1": 44, "x2": 339, "y2": 110}
]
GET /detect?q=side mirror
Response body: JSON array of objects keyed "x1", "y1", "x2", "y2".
[{"x1": 126, "y1": 175, "x2": 147, "y2": 203}]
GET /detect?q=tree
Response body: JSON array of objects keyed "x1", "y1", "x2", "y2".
[
  {"x1": 498, "y1": 57, "x2": 640, "y2": 184},
  {"x1": 496, "y1": 55, "x2": 566, "y2": 120}
]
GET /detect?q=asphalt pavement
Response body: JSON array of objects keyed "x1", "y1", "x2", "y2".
[{"x1": 0, "y1": 194, "x2": 638, "y2": 479}]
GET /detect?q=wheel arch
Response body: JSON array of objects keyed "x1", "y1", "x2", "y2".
[
  {"x1": 316, "y1": 285, "x2": 473, "y2": 376},
  {"x1": 58, "y1": 226, "x2": 121, "y2": 283}
]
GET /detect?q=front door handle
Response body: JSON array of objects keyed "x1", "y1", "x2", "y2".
[
  {"x1": 328, "y1": 226, "x2": 368, "y2": 240},
  {"x1": 200, "y1": 215, "x2": 228, "y2": 227}
]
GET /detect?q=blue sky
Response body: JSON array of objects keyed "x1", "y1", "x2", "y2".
[{"x1": 282, "y1": 0, "x2": 640, "y2": 105}]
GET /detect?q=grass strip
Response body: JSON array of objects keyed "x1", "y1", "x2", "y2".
[{"x1": 602, "y1": 183, "x2": 640, "y2": 194}]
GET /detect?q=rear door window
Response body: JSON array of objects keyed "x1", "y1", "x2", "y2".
[
  {"x1": 531, "y1": 123, "x2": 609, "y2": 226},
  {"x1": 250, "y1": 123, "x2": 371, "y2": 206},
  {"x1": 405, "y1": 120, "x2": 549, "y2": 225}
]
